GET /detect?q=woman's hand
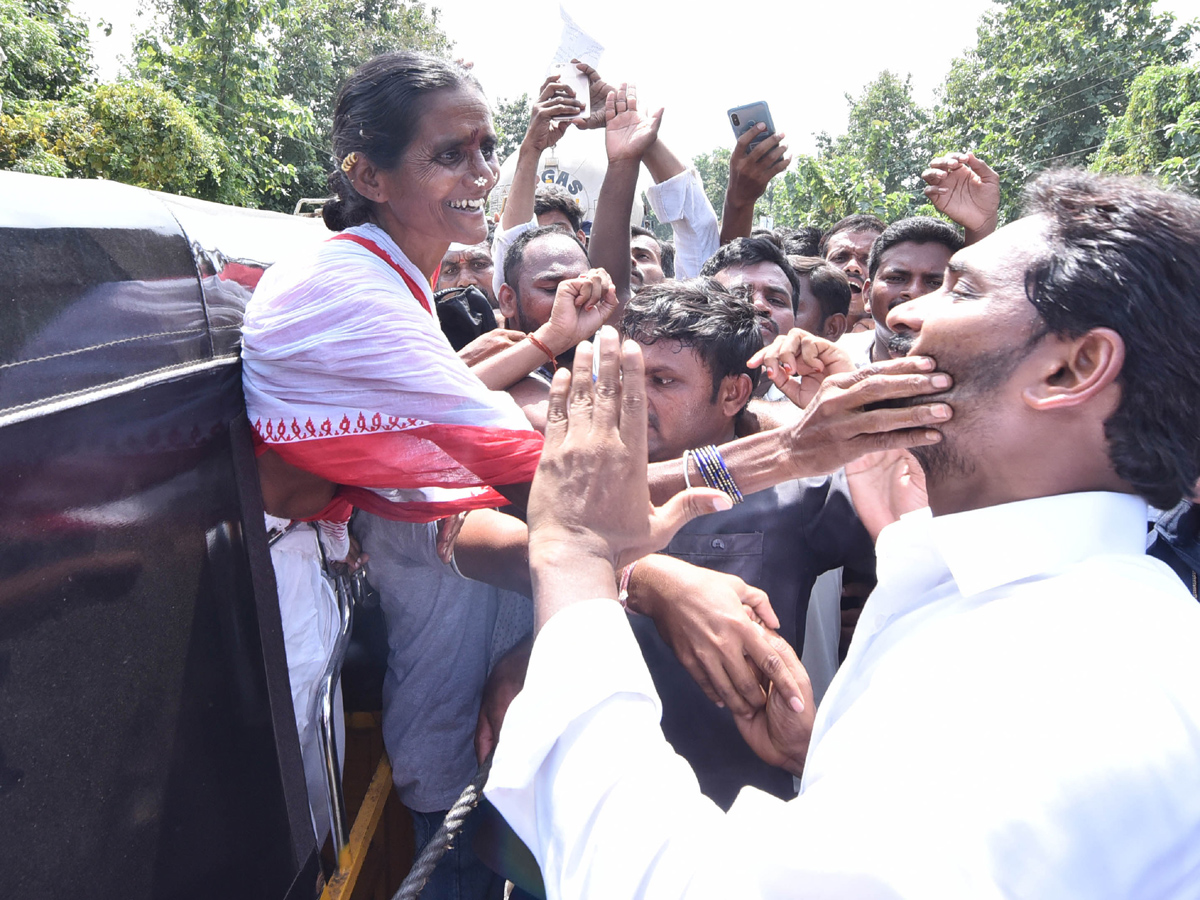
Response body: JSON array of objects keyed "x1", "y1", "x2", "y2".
[
  {"x1": 458, "y1": 329, "x2": 526, "y2": 368},
  {"x1": 747, "y1": 328, "x2": 857, "y2": 408},
  {"x1": 629, "y1": 555, "x2": 783, "y2": 716},
  {"x1": 536, "y1": 267, "x2": 620, "y2": 355}
]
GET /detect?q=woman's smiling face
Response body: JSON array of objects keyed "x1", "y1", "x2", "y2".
[{"x1": 369, "y1": 84, "x2": 500, "y2": 275}]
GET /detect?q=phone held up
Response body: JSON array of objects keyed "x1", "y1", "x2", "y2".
[{"x1": 728, "y1": 101, "x2": 775, "y2": 151}]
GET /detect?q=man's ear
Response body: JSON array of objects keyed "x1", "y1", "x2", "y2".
[
  {"x1": 1022, "y1": 327, "x2": 1125, "y2": 411},
  {"x1": 497, "y1": 282, "x2": 519, "y2": 322},
  {"x1": 721, "y1": 373, "x2": 755, "y2": 416},
  {"x1": 349, "y1": 157, "x2": 390, "y2": 204},
  {"x1": 822, "y1": 312, "x2": 848, "y2": 342}
]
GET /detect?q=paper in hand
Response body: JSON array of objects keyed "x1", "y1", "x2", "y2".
[
  {"x1": 551, "y1": 5, "x2": 604, "y2": 67},
  {"x1": 548, "y1": 6, "x2": 603, "y2": 122}
]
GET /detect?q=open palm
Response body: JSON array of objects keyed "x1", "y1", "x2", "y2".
[{"x1": 605, "y1": 83, "x2": 663, "y2": 162}]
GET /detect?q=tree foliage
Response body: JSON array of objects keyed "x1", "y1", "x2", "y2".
[
  {"x1": 0, "y1": 0, "x2": 92, "y2": 105},
  {"x1": 1092, "y1": 63, "x2": 1200, "y2": 194},
  {"x1": 492, "y1": 92, "x2": 531, "y2": 165},
  {"x1": 0, "y1": 79, "x2": 219, "y2": 190},
  {"x1": 929, "y1": 0, "x2": 1195, "y2": 219},
  {"x1": 272, "y1": 0, "x2": 453, "y2": 196}
]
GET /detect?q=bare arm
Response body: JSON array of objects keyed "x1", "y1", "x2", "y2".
[
  {"x1": 500, "y1": 77, "x2": 582, "y2": 231},
  {"x1": 720, "y1": 124, "x2": 790, "y2": 244},
  {"x1": 588, "y1": 83, "x2": 662, "y2": 305},
  {"x1": 648, "y1": 356, "x2": 957, "y2": 505}
]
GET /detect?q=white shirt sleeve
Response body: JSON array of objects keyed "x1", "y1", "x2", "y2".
[
  {"x1": 491, "y1": 214, "x2": 540, "y2": 299},
  {"x1": 484, "y1": 599, "x2": 908, "y2": 900},
  {"x1": 645, "y1": 168, "x2": 720, "y2": 279}
]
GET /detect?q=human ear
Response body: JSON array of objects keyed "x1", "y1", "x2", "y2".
[
  {"x1": 1022, "y1": 327, "x2": 1125, "y2": 411},
  {"x1": 350, "y1": 158, "x2": 390, "y2": 203},
  {"x1": 721, "y1": 373, "x2": 754, "y2": 415},
  {"x1": 497, "y1": 283, "x2": 518, "y2": 322},
  {"x1": 822, "y1": 313, "x2": 848, "y2": 342}
]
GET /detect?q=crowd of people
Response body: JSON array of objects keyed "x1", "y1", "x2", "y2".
[{"x1": 240, "y1": 50, "x2": 1200, "y2": 899}]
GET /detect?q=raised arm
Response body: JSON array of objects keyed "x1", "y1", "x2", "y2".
[
  {"x1": 500, "y1": 77, "x2": 582, "y2": 231},
  {"x1": 588, "y1": 83, "x2": 662, "y2": 305},
  {"x1": 720, "y1": 123, "x2": 790, "y2": 244},
  {"x1": 922, "y1": 151, "x2": 1000, "y2": 245}
]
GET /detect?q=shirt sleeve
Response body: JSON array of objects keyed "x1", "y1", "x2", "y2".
[
  {"x1": 645, "y1": 168, "x2": 720, "y2": 279},
  {"x1": 484, "y1": 599, "x2": 910, "y2": 900},
  {"x1": 491, "y1": 214, "x2": 539, "y2": 300}
]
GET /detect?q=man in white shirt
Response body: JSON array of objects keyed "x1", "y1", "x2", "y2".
[{"x1": 484, "y1": 169, "x2": 1200, "y2": 899}]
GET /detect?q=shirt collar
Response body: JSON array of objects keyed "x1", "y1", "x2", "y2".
[{"x1": 921, "y1": 491, "x2": 1149, "y2": 598}]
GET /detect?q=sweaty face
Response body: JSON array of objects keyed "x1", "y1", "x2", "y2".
[
  {"x1": 372, "y1": 86, "x2": 499, "y2": 269},
  {"x1": 631, "y1": 235, "x2": 665, "y2": 289},
  {"x1": 640, "y1": 339, "x2": 738, "y2": 463},
  {"x1": 824, "y1": 229, "x2": 878, "y2": 326},
  {"x1": 437, "y1": 242, "x2": 496, "y2": 304},
  {"x1": 712, "y1": 262, "x2": 795, "y2": 345},
  {"x1": 867, "y1": 241, "x2": 954, "y2": 358},
  {"x1": 886, "y1": 216, "x2": 1050, "y2": 486},
  {"x1": 504, "y1": 232, "x2": 590, "y2": 333}
]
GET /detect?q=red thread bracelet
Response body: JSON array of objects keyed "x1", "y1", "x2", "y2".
[{"x1": 526, "y1": 333, "x2": 558, "y2": 370}]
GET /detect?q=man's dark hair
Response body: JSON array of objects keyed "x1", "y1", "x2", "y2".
[
  {"x1": 1022, "y1": 169, "x2": 1200, "y2": 509},
  {"x1": 632, "y1": 225, "x2": 676, "y2": 278},
  {"x1": 534, "y1": 184, "x2": 584, "y2": 234},
  {"x1": 818, "y1": 214, "x2": 886, "y2": 256},
  {"x1": 867, "y1": 216, "x2": 964, "y2": 279},
  {"x1": 621, "y1": 278, "x2": 763, "y2": 400},
  {"x1": 777, "y1": 226, "x2": 823, "y2": 257},
  {"x1": 699, "y1": 236, "x2": 803, "y2": 312},
  {"x1": 789, "y1": 255, "x2": 852, "y2": 319},
  {"x1": 503, "y1": 225, "x2": 587, "y2": 290}
]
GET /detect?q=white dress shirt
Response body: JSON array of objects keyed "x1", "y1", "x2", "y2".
[
  {"x1": 644, "y1": 167, "x2": 720, "y2": 279},
  {"x1": 486, "y1": 492, "x2": 1200, "y2": 899}
]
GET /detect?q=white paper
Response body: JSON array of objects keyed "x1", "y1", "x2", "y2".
[{"x1": 551, "y1": 5, "x2": 604, "y2": 67}]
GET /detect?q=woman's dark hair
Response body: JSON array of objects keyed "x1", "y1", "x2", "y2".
[
  {"x1": 1022, "y1": 169, "x2": 1200, "y2": 509},
  {"x1": 323, "y1": 51, "x2": 481, "y2": 231}
]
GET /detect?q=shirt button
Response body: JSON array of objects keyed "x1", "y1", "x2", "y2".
[{"x1": 711, "y1": 538, "x2": 726, "y2": 550}]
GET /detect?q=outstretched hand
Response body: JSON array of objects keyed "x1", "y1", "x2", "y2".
[
  {"x1": 604, "y1": 82, "x2": 663, "y2": 163},
  {"x1": 922, "y1": 151, "x2": 1000, "y2": 237},
  {"x1": 528, "y1": 327, "x2": 731, "y2": 578},
  {"x1": 748, "y1": 328, "x2": 856, "y2": 409}
]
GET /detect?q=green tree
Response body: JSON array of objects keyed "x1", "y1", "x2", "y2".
[
  {"x1": 0, "y1": 0, "x2": 92, "y2": 106},
  {"x1": 747, "y1": 72, "x2": 935, "y2": 228},
  {"x1": 493, "y1": 92, "x2": 531, "y2": 165},
  {"x1": 1092, "y1": 63, "x2": 1200, "y2": 193},
  {"x1": 928, "y1": 0, "x2": 1195, "y2": 220},
  {"x1": 0, "y1": 80, "x2": 219, "y2": 190},
  {"x1": 134, "y1": 0, "x2": 317, "y2": 209},
  {"x1": 692, "y1": 146, "x2": 731, "y2": 220}
]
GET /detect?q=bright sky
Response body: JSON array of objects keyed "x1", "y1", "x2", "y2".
[{"x1": 75, "y1": 0, "x2": 1200, "y2": 163}]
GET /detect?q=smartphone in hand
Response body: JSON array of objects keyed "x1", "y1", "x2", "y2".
[{"x1": 728, "y1": 101, "x2": 775, "y2": 150}]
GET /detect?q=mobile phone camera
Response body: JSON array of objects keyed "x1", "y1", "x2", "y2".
[{"x1": 730, "y1": 113, "x2": 740, "y2": 126}]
